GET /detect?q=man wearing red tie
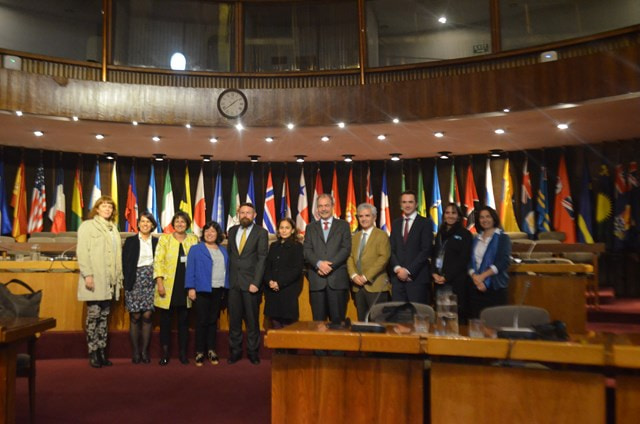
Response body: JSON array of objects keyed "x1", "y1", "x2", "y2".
[{"x1": 388, "y1": 190, "x2": 433, "y2": 304}]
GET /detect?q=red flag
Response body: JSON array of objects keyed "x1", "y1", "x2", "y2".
[
  {"x1": 311, "y1": 168, "x2": 323, "y2": 221},
  {"x1": 331, "y1": 165, "x2": 341, "y2": 218},
  {"x1": 124, "y1": 166, "x2": 139, "y2": 232},
  {"x1": 11, "y1": 161, "x2": 28, "y2": 242},
  {"x1": 366, "y1": 164, "x2": 374, "y2": 205},
  {"x1": 193, "y1": 166, "x2": 206, "y2": 237},
  {"x1": 49, "y1": 167, "x2": 66, "y2": 233},
  {"x1": 553, "y1": 155, "x2": 577, "y2": 243},
  {"x1": 27, "y1": 163, "x2": 47, "y2": 234},
  {"x1": 463, "y1": 164, "x2": 479, "y2": 234},
  {"x1": 345, "y1": 168, "x2": 357, "y2": 232}
]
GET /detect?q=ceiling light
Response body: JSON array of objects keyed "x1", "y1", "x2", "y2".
[
  {"x1": 489, "y1": 149, "x2": 503, "y2": 158},
  {"x1": 321, "y1": 136, "x2": 330, "y2": 142},
  {"x1": 557, "y1": 123, "x2": 569, "y2": 130},
  {"x1": 295, "y1": 155, "x2": 306, "y2": 163},
  {"x1": 153, "y1": 153, "x2": 166, "y2": 161},
  {"x1": 201, "y1": 155, "x2": 212, "y2": 162},
  {"x1": 152, "y1": 136, "x2": 161, "y2": 142},
  {"x1": 33, "y1": 130, "x2": 44, "y2": 137},
  {"x1": 438, "y1": 151, "x2": 451, "y2": 160},
  {"x1": 377, "y1": 134, "x2": 386, "y2": 141},
  {"x1": 95, "y1": 134, "x2": 105, "y2": 140},
  {"x1": 434, "y1": 131, "x2": 445, "y2": 138},
  {"x1": 438, "y1": 16, "x2": 447, "y2": 24},
  {"x1": 15, "y1": 111, "x2": 23, "y2": 117},
  {"x1": 249, "y1": 155, "x2": 260, "y2": 163},
  {"x1": 390, "y1": 153, "x2": 401, "y2": 161},
  {"x1": 72, "y1": 116, "x2": 79, "y2": 121},
  {"x1": 170, "y1": 52, "x2": 186, "y2": 71},
  {"x1": 132, "y1": 121, "x2": 138, "y2": 126},
  {"x1": 494, "y1": 128, "x2": 505, "y2": 134},
  {"x1": 392, "y1": 118, "x2": 400, "y2": 124},
  {"x1": 287, "y1": 123, "x2": 295, "y2": 130},
  {"x1": 265, "y1": 136, "x2": 274, "y2": 143},
  {"x1": 337, "y1": 122, "x2": 346, "y2": 129},
  {"x1": 104, "y1": 152, "x2": 117, "y2": 160},
  {"x1": 343, "y1": 154, "x2": 353, "y2": 162},
  {"x1": 185, "y1": 123, "x2": 191, "y2": 129},
  {"x1": 503, "y1": 108, "x2": 510, "y2": 113},
  {"x1": 209, "y1": 137, "x2": 218, "y2": 143},
  {"x1": 235, "y1": 123, "x2": 244, "y2": 131}
]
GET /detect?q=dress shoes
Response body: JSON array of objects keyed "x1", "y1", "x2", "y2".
[
  {"x1": 98, "y1": 349, "x2": 113, "y2": 366},
  {"x1": 132, "y1": 354, "x2": 141, "y2": 364},
  {"x1": 159, "y1": 357, "x2": 170, "y2": 366},
  {"x1": 140, "y1": 353, "x2": 151, "y2": 364},
  {"x1": 248, "y1": 355, "x2": 261, "y2": 365},
  {"x1": 227, "y1": 354, "x2": 241, "y2": 364},
  {"x1": 89, "y1": 351, "x2": 102, "y2": 368}
]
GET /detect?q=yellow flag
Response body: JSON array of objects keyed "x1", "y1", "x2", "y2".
[{"x1": 500, "y1": 159, "x2": 520, "y2": 232}]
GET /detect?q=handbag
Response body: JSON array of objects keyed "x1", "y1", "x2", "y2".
[{"x1": 0, "y1": 279, "x2": 42, "y2": 318}]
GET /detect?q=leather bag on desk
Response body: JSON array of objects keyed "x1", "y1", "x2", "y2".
[{"x1": 0, "y1": 278, "x2": 42, "y2": 318}]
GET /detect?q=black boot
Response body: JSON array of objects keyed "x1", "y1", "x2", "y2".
[
  {"x1": 159, "y1": 345, "x2": 170, "y2": 366},
  {"x1": 98, "y1": 348, "x2": 113, "y2": 366},
  {"x1": 89, "y1": 351, "x2": 102, "y2": 368}
]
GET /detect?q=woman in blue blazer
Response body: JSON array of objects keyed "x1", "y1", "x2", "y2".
[
  {"x1": 186, "y1": 221, "x2": 229, "y2": 366},
  {"x1": 468, "y1": 206, "x2": 512, "y2": 319}
]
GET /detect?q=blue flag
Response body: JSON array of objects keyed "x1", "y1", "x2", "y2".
[
  {"x1": 429, "y1": 164, "x2": 442, "y2": 234},
  {"x1": 245, "y1": 170, "x2": 256, "y2": 205},
  {"x1": 147, "y1": 164, "x2": 160, "y2": 233},
  {"x1": 536, "y1": 165, "x2": 551, "y2": 233},
  {"x1": 0, "y1": 159, "x2": 13, "y2": 235},
  {"x1": 212, "y1": 167, "x2": 225, "y2": 229},
  {"x1": 576, "y1": 163, "x2": 594, "y2": 243},
  {"x1": 613, "y1": 164, "x2": 630, "y2": 251}
]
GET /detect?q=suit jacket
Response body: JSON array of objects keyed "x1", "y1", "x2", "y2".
[
  {"x1": 388, "y1": 214, "x2": 433, "y2": 287},
  {"x1": 347, "y1": 227, "x2": 391, "y2": 293},
  {"x1": 227, "y1": 224, "x2": 269, "y2": 291},
  {"x1": 303, "y1": 218, "x2": 351, "y2": 291},
  {"x1": 122, "y1": 234, "x2": 158, "y2": 291}
]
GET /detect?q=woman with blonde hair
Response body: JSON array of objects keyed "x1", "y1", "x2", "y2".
[{"x1": 77, "y1": 195, "x2": 123, "y2": 368}]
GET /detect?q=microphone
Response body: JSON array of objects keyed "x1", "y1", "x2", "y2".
[
  {"x1": 350, "y1": 290, "x2": 386, "y2": 333},
  {"x1": 54, "y1": 243, "x2": 77, "y2": 261},
  {"x1": 496, "y1": 281, "x2": 538, "y2": 340}
]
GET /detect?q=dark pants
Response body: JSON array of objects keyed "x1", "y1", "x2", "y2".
[
  {"x1": 309, "y1": 287, "x2": 348, "y2": 323},
  {"x1": 469, "y1": 287, "x2": 508, "y2": 319},
  {"x1": 354, "y1": 289, "x2": 390, "y2": 321},
  {"x1": 391, "y1": 280, "x2": 430, "y2": 305},
  {"x1": 158, "y1": 306, "x2": 189, "y2": 355},
  {"x1": 228, "y1": 287, "x2": 261, "y2": 357},
  {"x1": 193, "y1": 288, "x2": 225, "y2": 354}
]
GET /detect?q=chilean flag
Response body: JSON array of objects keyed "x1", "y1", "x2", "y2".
[{"x1": 48, "y1": 166, "x2": 66, "y2": 233}]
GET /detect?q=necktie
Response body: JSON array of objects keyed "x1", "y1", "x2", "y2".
[
  {"x1": 323, "y1": 221, "x2": 329, "y2": 231},
  {"x1": 238, "y1": 228, "x2": 247, "y2": 254},
  {"x1": 323, "y1": 221, "x2": 330, "y2": 241},
  {"x1": 403, "y1": 218, "x2": 410, "y2": 243},
  {"x1": 357, "y1": 231, "x2": 367, "y2": 273}
]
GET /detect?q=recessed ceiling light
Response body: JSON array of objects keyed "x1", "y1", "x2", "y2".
[
  {"x1": 72, "y1": 116, "x2": 79, "y2": 121},
  {"x1": 249, "y1": 155, "x2": 260, "y2": 163},
  {"x1": 377, "y1": 134, "x2": 386, "y2": 141},
  {"x1": 104, "y1": 152, "x2": 117, "y2": 160},
  {"x1": 321, "y1": 136, "x2": 330, "y2": 142},
  {"x1": 15, "y1": 110, "x2": 23, "y2": 117},
  {"x1": 235, "y1": 123, "x2": 244, "y2": 131},
  {"x1": 438, "y1": 151, "x2": 451, "y2": 160},
  {"x1": 489, "y1": 149, "x2": 503, "y2": 158},
  {"x1": 438, "y1": 16, "x2": 447, "y2": 24},
  {"x1": 132, "y1": 121, "x2": 138, "y2": 126},
  {"x1": 209, "y1": 137, "x2": 218, "y2": 143},
  {"x1": 392, "y1": 118, "x2": 400, "y2": 124},
  {"x1": 434, "y1": 131, "x2": 445, "y2": 138},
  {"x1": 343, "y1": 154, "x2": 353, "y2": 162},
  {"x1": 295, "y1": 155, "x2": 306, "y2": 163},
  {"x1": 95, "y1": 134, "x2": 105, "y2": 140},
  {"x1": 33, "y1": 130, "x2": 44, "y2": 137},
  {"x1": 287, "y1": 123, "x2": 295, "y2": 130},
  {"x1": 337, "y1": 122, "x2": 346, "y2": 129},
  {"x1": 557, "y1": 123, "x2": 569, "y2": 130},
  {"x1": 153, "y1": 153, "x2": 166, "y2": 161},
  {"x1": 390, "y1": 153, "x2": 401, "y2": 161},
  {"x1": 265, "y1": 136, "x2": 274, "y2": 143},
  {"x1": 185, "y1": 123, "x2": 191, "y2": 129},
  {"x1": 503, "y1": 108, "x2": 510, "y2": 113},
  {"x1": 494, "y1": 128, "x2": 505, "y2": 134},
  {"x1": 201, "y1": 155, "x2": 212, "y2": 162},
  {"x1": 152, "y1": 136, "x2": 161, "y2": 142}
]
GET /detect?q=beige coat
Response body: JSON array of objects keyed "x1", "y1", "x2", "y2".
[
  {"x1": 347, "y1": 227, "x2": 391, "y2": 293},
  {"x1": 76, "y1": 217, "x2": 124, "y2": 302},
  {"x1": 153, "y1": 233, "x2": 199, "y2": 309}
]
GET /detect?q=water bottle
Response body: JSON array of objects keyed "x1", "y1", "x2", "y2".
[
  {"x1": 436, "y1": 290, "x2": 459, "y2": 336},
  {"x1": 30, "y1": 243, "x2": 41, "y2": 261}
]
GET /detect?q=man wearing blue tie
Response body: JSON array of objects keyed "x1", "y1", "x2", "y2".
[{"x1": 303, "y1": 194, "x2": 352, "y2": 323}]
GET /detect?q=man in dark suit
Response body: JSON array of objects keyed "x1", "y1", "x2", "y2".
[
  {"x1": 227, "y1": 202, "x2": 269, "y2": 365},
  {"x1": 303, "y1": 193, "x2": 352, "y2": 323},
  {"x1": 389, "y1": 190, "x2": 433, "y2": 304}
]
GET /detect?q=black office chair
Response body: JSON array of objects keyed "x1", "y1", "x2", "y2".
[
  {"x1": 367, "y1": 301, "x2": 435, "y2": 324},
  {"x1": 16, "y1": 336, "x2": 37, "y2": 424},
  {"x1": 480, "y1": 305, "x2": 550, "y2": 328}
]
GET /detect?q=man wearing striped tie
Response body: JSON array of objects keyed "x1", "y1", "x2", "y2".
[
  {"x1": 227, "y1": 202, "x2": 268, "y2": 365},
  {"x1": 347, "y1": 203, "x2": 391, "y2": 321}
]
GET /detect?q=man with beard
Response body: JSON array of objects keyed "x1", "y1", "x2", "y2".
[
  {"x1": 227, "y1": 202, "x2": 269, "y2": 364},
  {"x1": 303, "y1": 194, "x2": 352, "y2": 324}
]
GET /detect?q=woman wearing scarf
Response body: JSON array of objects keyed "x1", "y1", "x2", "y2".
[
  {"x1": 468, "y1": 206, "x2": 512, "y2": 319},
  {"x1": 431, "y1": 203, "x2": 472, "y2": 324},
  {"x1": 77, "y1": 195, "x2": 124, "y2": 368}
]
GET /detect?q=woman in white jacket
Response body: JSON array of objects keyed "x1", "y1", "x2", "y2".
[{"x1": 77, "y1": 195, "x2": 123, "y2": 368}]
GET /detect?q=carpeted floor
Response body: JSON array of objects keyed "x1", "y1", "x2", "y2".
[{"x1": 15, "y1": 358, "x2": 271, "y2": 424}]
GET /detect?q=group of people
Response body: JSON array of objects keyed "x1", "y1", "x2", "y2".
[{"x1": 75, "y1": 190, "x2": 511, "y2": 368}]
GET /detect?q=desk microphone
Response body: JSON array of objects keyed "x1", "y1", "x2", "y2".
[
  {"x1": 496, "y1": 281, "x2": 538, "y2": 340},
  {"x1": 350, "y1": 290, "x2": 386, "y2": 333},
  {"x1": 54, "y1": 244, "x2": 77, "y2": 261}
]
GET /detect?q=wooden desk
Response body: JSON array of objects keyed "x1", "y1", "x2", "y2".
[
  {"x1": 0, "y1": 317, "x2": 56, "y2": 424},
  {"x1": 265, "y1": 321, "x2": 426, "y2": 424}
]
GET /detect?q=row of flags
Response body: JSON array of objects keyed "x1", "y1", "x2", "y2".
[{"x1": 1, "y1": 157, "x2": 639, "y2": 251}]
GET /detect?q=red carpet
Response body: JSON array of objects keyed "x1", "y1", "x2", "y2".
[{"x1": 16, "y1": 358, "x2": 271, "y2": 424}]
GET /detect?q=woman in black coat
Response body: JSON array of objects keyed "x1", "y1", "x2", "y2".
[
  {"x1": 432, "y1": 203, "x2": 473, "y2": 324},
  {"x1": 263, "y1": 217, "x2": 304, "y2": 328},
  {"x1": 122, "y1": 212, "x2": 159, "y2": 363}
]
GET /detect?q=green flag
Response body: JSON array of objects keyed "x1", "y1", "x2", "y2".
[
  {"x1": 417, "y1": 166, "x2": 427, "y2": 217},
  {"x1": 226, "y1": 169, "x2": 240, "y2": 231}
]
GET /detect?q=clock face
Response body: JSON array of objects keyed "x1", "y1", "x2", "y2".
[{"x1": 217, "y1": 89, "x2": 248, "y2": 119}]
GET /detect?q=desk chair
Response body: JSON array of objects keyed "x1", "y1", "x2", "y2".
[
  {"x1": 17, "y1": 337, "x2": 37, "y2": 424},
  {"x1": 480, "y1": 305, "x2": 550, "y2": 328},
  {"x1": 368, "y1": 301, "x2": 435, "y2": 324}
]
